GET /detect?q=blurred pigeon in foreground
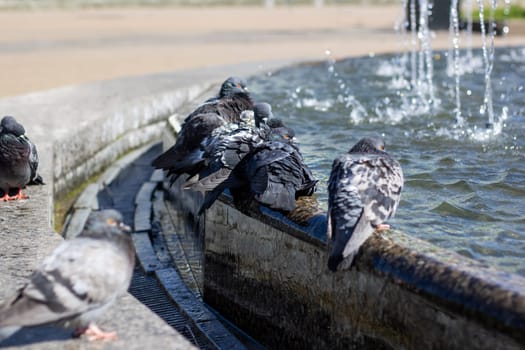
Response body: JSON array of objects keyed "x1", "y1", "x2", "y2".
[
  {"x1": 199, "y1": 128, "x2": 318, "y2": 215},
  {"x1": 327, "y1": 138, "x2": 403, "y2": 271},
  {"x1": 0, "y1": 209, "x2": 134, "y2": 342},
  {"x1": 152, "y1": 77, "x2": 253, "y2": 184},
  {"x1": 0, "y1": 116, "x2": 43, "y2": 201}
]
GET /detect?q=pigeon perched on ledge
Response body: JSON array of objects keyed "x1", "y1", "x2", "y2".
[
  {"x1": 0, "y1": 116, "x2": 43, "y2": 201},
  {"x1": 327, "y1": 137, "x2": 403, "y2": 272},
  {"x1": 0, "y1": 209, "x2": 135, "y2": 342},
  {"x1": 199, "y1": 126, "x2": 318, "y2": 215},
  {"x1": 152, "y1": 76, "x2": 253, "y2": 184}
]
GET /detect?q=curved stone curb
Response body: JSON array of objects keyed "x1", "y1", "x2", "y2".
[
  {"x1": 0, "y1": 59, "x2": 299, "y2": 349},
  {"x1": 63, "y1": 141, "x2": 159, "y2": 240},
  {"x1": 65, "y1": 139, "x2": 247, "y2": 350}
]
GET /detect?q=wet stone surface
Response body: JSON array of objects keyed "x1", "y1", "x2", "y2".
[{"x1": 200, "y1": 198, "x2": 525, "y2": 350}]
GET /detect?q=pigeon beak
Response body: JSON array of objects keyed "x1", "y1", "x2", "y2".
[{"x1": 119, "y1": 222, "x2": 132, "y2": 232}]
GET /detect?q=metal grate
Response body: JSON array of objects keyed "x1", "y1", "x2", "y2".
[{"x1": 129, "y1": 267, "x2": 213, "y2": 349}]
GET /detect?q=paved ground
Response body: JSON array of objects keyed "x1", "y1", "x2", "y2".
[{"x1": 1, "y1": 5, "x2": 524, "y2": 97}]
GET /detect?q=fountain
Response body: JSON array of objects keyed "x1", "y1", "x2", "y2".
[
  {"x1": 247, "y1": 0, "x2": 524, "y2": 277},
  {"x1": 154, "y1": 1, "x2": 525, "y2": 349}
]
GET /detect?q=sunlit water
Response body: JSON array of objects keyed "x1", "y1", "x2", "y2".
[{"x1": 248, "y1": 46, "x2": 525, "y2": 276}]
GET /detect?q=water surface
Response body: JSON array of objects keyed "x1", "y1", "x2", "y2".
[{"x1": 248, "y1": 46, "x2": 525, "y2": 276}]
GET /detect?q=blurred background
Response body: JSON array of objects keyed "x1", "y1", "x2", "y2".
[{"x1": 0, "y1": 0, "x2": 523, "y2": 97}]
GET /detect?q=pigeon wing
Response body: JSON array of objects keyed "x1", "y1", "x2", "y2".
[
  {"x1": 152, "y1": 113, "x2": 224, "y2": 170},
  {"x1": 22, "y1": 135, "x2": 44, "y2": 185},
  {"x1": 0, "y1": 237, "x2": 132, "y2": 328},
  {"x1": 327, "y1": 156, "x2": 368, "y2": 271},
  {"x1": 353, "y1": 153, "x2": 404, "y2": 226},
  {"x1": 248, "y1": 144, "x2": 314, "y2": 212},
  {"x1": 0, "y1": 134, "x2": 30, "y2": 164}
]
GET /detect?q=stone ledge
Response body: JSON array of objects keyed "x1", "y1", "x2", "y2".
[
  {"x1": 0, "y1": 61, "x2": 293, "y2": 348},
  {"x1": 0, "y1": 61, "x2": 288, "y2": 348},
  {"x1": 201, "y1": 196, "x2": 525, "y2": 350},
  {"x1": 158, "y1": 80, "x2": 525, "y2": 349}
]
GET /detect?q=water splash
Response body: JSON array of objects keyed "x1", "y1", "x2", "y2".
[
  {"x1": 417, "y1": 0, "x2": 435, "y2": 104},
  {"x1": 465, "y1": 0, "x2": 474, "y2": 61},
  {"x1": 409, "y1": 0, "x2": 418, "y2": 88},
  {"x1": 477, "y1": 0, "x2": 497, "y2": 130},
  {"x1": 449, "y1": 0, "x2": 463, "y2": 125},
  {"x1": 502, "y1": 0, "x2": 512, "y2": 35}
]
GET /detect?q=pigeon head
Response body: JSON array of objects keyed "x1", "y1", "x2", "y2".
[
  {"x1": 0, "y1": 116, "x2": 25, "y2": 137},
  {"x1": 253, "y1": 102, "x2": 273, "y2": 127},
  {"x1": 218, "y1": 76, "x2": 248, "y2": 98},
  {"x1": 239, "y1": 110, "x2": 255, "y2": 127},
  {"x1": 348, "y1": 137, "x2": 385, "y2": 154},
  {"x1": 267, "y1": 119, "x2": 296, "y2": 143},
  {"x1": 82, "y1": 209, "x2": 131, "y2": 237}
]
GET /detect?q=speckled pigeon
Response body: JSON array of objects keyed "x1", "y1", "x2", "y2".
[
  {"x1": 152, "y1": 77, "x2": 253, "y2": 183},
  {"x1": 327, "y1": 138, "x2": 403, "y2": 272},
  {"x1": 0, "y1": 209, "x2": 135, "y2": 341},
  {"x1": 198, "y1": 128, "x2": 318, "y2": 215},
  {"x1": 0, "y1": 116, "x2": 43, "y2": 201}
]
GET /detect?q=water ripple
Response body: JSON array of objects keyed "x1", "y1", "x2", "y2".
[{"x1": 249, "y1": 46, "x2": 525, "y2": 275}]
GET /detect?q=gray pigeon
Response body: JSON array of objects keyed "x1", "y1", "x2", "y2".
[
  {"x1": 0, "y1": 209, "x2": 135, "y2": 341},
  {"x1": 0, "y1": 116, "x2": 43, "y2": 201},
  {"x1": 327, "y1": 138, "x2": 403, "y2": 271},
  {"x1": 198, "y1": 126, "x2": 317, "y2": 215}
]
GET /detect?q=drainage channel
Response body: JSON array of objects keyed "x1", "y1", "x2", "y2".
[{"x1": 65, "y1": 142, "x2": 264, "y2": 350}]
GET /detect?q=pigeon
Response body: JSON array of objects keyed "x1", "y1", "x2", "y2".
[
  {"x1": 253, "y1": 102, "x2": 273, "y2": 127},
  {"x1": 186, "y1": 103, "x2": 288, "y2": 191},
  {"x1": 0, "y1": 116, "x2": 43, "y2": 201},
  {"x1": 152, "y1": 76, "x2": 253, "y2": 184},
  {"x1": 198, "y1": 129, "x2": 318, "y2": 215},
  {"x1": 0, "y1": 209, "x2": 135, "y2": 341},
  {"x1": 327, "y1": 137, "x2": 404, "y2": 272},
  {"x1": 201, "y1": 76, "x2": 248, "y2": 104}
]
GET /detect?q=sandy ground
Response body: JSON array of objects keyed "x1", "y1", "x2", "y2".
[{"x1": 0, "y1": 5, "x2": 524, "y2": 97}]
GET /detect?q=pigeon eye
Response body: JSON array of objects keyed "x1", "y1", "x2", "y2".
[
  {"x1": 106, "y1": 218, "x2": 116, "y2": 226},
  {"x1": 378, "y1": 145, "x2": 385, "y2": 151}
]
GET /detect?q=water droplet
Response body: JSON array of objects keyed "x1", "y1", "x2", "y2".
[
  {"x1": 325, "y1": 49, "x2": 331, "y2": 56},
  {"x1": 466, "y1": 90, "x2": 472, "y2": 96}
]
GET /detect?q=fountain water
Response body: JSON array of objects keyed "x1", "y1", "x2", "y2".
[
  {"x1": 249, "y1": 1, "x2": 525, "y2": 276},
  {"x1": 477, "y1": 0, "x2": 498, "y2": 129},
  {"x1": 449, "y1": 0, "x2": 463, "y2": 124}
]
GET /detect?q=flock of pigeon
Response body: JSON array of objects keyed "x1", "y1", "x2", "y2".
[
  {"x1": 152, "y1": 76, "x2": 404, "y2": 271},
  {"x1": 0, "y1": 76, "x2": 403, "y2": 342}
]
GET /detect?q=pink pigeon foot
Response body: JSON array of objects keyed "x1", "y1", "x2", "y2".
[
  {"x1": 7, "y1": 189, "x2": 29, "y2": 201},
  {"x1": 75, "y1": 323, "x2": 117, "y2": 342}
]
